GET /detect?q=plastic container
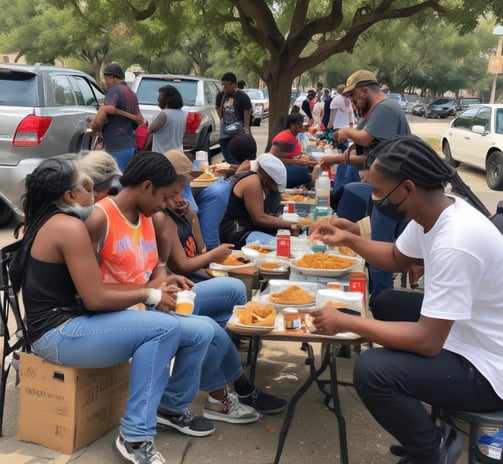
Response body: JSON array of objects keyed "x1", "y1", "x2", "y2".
[
  {"x1": 283, "y1": 307, "x2": 300, "y2": 329},
  {"x1": 276, "y1": 229, "x2": 291, "y2": 258},
  {"x1": 315, "y1": 171, "x2": 330, "y2": 207},
  {"x1": 476, "y1": 425, "x2": 503, "y2": 463}
]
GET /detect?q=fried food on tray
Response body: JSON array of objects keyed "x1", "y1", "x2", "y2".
[
  {"x1": 234, "y1": 301, "x2": 276, "y2": 326},
  {"x1": 193, "y1": 172, "x2": 217, "y2": 181},
  {"x1": 322, "y1": 301, "x2": 346, "y2": 309},
  {"x1": 281, "y1": 194, "x2": 315, "y2": 203},
  {"x1": 260, "y1": 261, "x2": 279, "y2": 269},
  {"x1": 293, "y1": 252, "x2": 355, "y2": 270},
  {"x1": 269, "y1": 285, "x2": 314, "y2": 305},
  {"x1": 219, "y1": 254, "x2": 248, "y2": 266},
  {"x1": 298, "y1": 215, "x2": 312, "y2": 226},
  {"x1": 244, "y1": 244, "x2": 274, "y2": 254},
  {"x1": 338, "y1": 246, "x2": 356, "y2": 256}
]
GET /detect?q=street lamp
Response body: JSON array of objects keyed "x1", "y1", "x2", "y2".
[{"x1": 489, "y1": 25, "x2": 503, "y2": 104}]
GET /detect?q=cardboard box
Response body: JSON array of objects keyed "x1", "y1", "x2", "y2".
[{"x1": 18, "y1": 352, "x2": 130, "y2": 454}]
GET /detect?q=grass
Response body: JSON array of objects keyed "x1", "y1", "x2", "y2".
[{"x1": 422, "y1": 136, "x2": 441, "y2": 153}]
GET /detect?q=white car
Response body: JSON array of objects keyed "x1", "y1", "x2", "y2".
[
  {"x1": 441, "y1": 104, "x2": 503, "y2": 190},
  {"x1": 243, "y1": 88, "x2": 269, "y2": 126}
]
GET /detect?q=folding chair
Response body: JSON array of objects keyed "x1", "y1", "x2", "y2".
[{"x1": 0, "y1": 240, "x2": 30, "y2": 436}]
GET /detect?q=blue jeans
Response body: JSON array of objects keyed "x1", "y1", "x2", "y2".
[
  {"x1": 161, "y1": 277, "x2": 246, "y2": 403},
  {"x1": 31, "y1": 309, "x2": 198, "y2": 443},
  {"x1": 286, "y1": 165, "x2": 311, "y2": 188},
  {"x1": 159, "y1": 314, "x2": 242, "y2": 408},
  {"x1": 108, "y1": 147, "x2": 135, "y2": 171},
  {"x1": 246, "y1": 231, "x2": 276, "y2": 245},
  {"x1": 369, "y1": 207, "x2": 407, "y2": 300},
  {"x1": 196, "y1": 180, "x2": 231, "y2": 250},
  {"x1": 219, "y1": 137, "x2": 239, "y2": 164},
  {"x1": 193, "y1": 276, "x2": 246, "y2": 328}
]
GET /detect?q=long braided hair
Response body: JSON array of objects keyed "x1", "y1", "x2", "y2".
[
  {"x1": 11, "y1": 157, "x2": 79, "y2": 292},
  {"x1": 121, "y1": 151, "x2": 177, "y2": 189},
  {"x1": 369, "y1": 135, "x2": 491, "y2": 217}
]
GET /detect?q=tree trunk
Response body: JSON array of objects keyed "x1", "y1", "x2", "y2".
[{"x1": 262, "y1": 71, "x2": 297, "y2": 149}]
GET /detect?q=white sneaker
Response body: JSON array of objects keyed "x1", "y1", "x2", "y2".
[
  {"x1": 203, "y1": 391, "x2": 260, "y2": 424},
  {"x1": 112, "y1": 434, "x2": 165, "y2": 464}
]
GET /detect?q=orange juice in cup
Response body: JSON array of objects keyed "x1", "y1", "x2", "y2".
[{"x1": 175, "y1": 290, "x2": 196, "y2": 314}]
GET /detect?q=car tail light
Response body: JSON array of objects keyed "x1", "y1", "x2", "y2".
[
  {"x1": 13, "y1": 115, "x2": 53, "y2": 147},
  {"x1": 185, "y1": 113, "x2": 202, "y2": 134}
]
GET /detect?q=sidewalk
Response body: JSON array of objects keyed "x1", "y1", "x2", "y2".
[{"x1": 1, "y1": 339, "x2": 469, "y2": 464}]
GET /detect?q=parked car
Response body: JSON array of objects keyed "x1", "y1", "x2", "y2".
[
  {"x1": 403, "y1": 94, "x2": 420, "y2": 113},
  {"x1": 458, "y1": 96, "x2": 482, "y2": 112},
  {"x1": 425, "y1": 97, "x2": 458, "y2": 118},
  {"x1": 0, "y1": 64, "x2": 104, "y2": 226},
  {"x1": 411, "y1": 102, "x2": 426, "y2": 116},
  {"x1": 441, "y1": 104, "x2": 503, "y2": 190},
  {"x1": 243, "y1": 88, "x2": 269, "y2": 126},
  {"x1": 388, "y1": 93, "x2": 407, "y2": 111},
  {"x1": 129, "y1": 74, "x2": 221, "y2": 156}
]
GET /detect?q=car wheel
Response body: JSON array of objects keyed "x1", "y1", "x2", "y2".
[
  {"x1": 0, "y1": 200, "x2": 14, "y2": 228},
  {"x1": 486, "y1": 151, "x2": 503, "y2": 191},
  {"x1": 443, "y1": 141, "x2": 460, "y2": 168}
]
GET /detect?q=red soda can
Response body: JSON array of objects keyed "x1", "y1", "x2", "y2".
[{"x1": 287, "y1": 201, "x2": 295, "y2": 213}]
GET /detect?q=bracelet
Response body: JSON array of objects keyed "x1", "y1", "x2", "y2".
[
  {"x1": 156, "y1": 261, "x2": 167, "y2": 268},
  {"x1": 144, "y1": 288, "x2": 162, "y2": 306}
]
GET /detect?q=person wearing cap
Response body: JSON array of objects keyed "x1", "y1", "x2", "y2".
[
  {"x1": 77, "y1": 150, "x2": 122, "y2": 202},
  {"x1": 90, "y1": 63, "x2": 143, "y2": 171},
  {"x1": 216, "y1": 72, "x2": 253, "y2": 164},
  {"x1": 154, "y1": 150, "x2": 235, "y2": 282},
  {"x1": 219, "y1": 153, "x2": 299, "y2": 248},
  {"x1": 300, "y1": 89, "x2": 316, "y2": 123},
  {"x1": 196, "y1": 134, "x2": 258, "y2": 250},
  {"x1": 310, "y1": 135, "x2": 503, "y2": 464},
  {"x1": 319, "y1": 69, "x2": 411, "y2": 306},
  {"x1": 267, "y1": 112, "x2": 317, "y2": 188}
]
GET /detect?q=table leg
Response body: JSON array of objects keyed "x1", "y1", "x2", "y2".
[
  {"x1": 273, "y1": 342, "x2": 330, "y2": 464},
  {"x1": 327, "y1": 346, "x2": 349, "y2": 464},
  {"x1": 247, "y1": 336, "x2": 261, "y2": 385}
]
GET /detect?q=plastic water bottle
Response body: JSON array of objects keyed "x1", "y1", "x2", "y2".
[{"x1": 315, "y1": 170, "x2": 330, "y2": 207}]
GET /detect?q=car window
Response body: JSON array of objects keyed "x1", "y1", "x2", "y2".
[
  {"x1": 496, "y1": 109, "x2": 503, "y2": 135},
  {"x1": 50, "y1": 74, "x2": 77, "y2": 106},
  {"x1": 245, "y1": 90, "x2": 262, "y2": 99},
  {"x1": 452, "y1": 107, "x2": 478, "y2": 129},
  {"x1": 472, "y1": 107, "x2": 491, "y2": 131},
  {"x1": 0, "y1": 70, "x2": 38, "y2": 106},
  {"x1": 70, "y1": 75, "x2": 103, "y2": 106},
  {"x1": 135, "y1": 77, "x2": 197, "y2": 106}
]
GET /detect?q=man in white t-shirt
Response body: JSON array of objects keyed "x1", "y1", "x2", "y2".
[{"x1": 309, "y1": 135, "x2": 503, "y2": 464}]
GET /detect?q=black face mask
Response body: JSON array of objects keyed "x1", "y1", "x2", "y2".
[{"x1": 372, "y1": 180, "x2": 408, "y2": 222}]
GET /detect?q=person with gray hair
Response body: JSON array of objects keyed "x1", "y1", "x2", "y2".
[
  {"x1": 310, "y1": 135, "x2": 503, "y2": 464},
  {"x1": 77, "y1": 150, "x2": 122, "y2": 202}
]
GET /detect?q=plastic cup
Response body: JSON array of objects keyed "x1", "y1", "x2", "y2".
[{"x1": 175, "y1": 290, "x2": 196, "y2": 314}]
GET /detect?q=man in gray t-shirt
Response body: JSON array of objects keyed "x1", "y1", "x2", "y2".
[{"x1": 319, "y1": 69, "x2": 411, "y2": 308}]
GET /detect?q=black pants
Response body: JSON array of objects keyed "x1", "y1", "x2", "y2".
[
  {"x1": 370, "y1": 288, "x2": 423, "y2": 322},
  {"x1": 355, "y1": 290, "x2": 503, "y2": 463}
]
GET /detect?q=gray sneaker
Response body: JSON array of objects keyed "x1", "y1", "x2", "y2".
[
  {"x1": 112, "y1": 434, "x2": 165, "y2": 464},
  {"x1": 156, "y1": 406, "x2": 215, "y2": 437},
  {"x1": 203, "y1": 391, "x2": 260, "y2": 424}
]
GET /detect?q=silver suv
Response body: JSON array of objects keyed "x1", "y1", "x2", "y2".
[
  {"x1": 0, "y1": 64, "x2": 104, "y2": 225},
  {"x1": 129, "y1": 74, "x2": 221, "y2": 156}
]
